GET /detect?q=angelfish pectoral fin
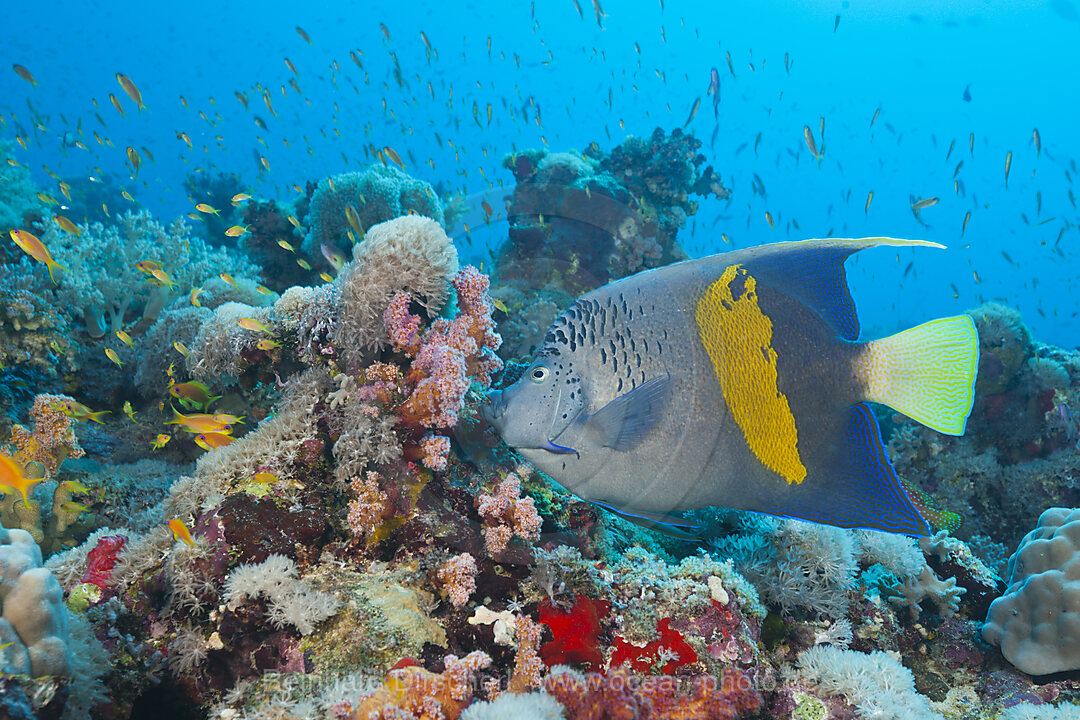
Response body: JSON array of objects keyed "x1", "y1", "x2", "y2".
[
  {"x1": 541, "y1": 439, "x2": 578, "y2": 454},
  {"x1": 588, "y1": 373, "x2": 672, "y2": 451}
]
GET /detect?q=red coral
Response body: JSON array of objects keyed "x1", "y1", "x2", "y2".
[
  {"x1": 538, "y1": 596, "x2": 610, "y2": 670},
  {"x1": 611, "y1": 617, "x2": 699, "y2": 675},
  {"x1": 81, "y1": 535, "x2": 127, "y2": 590}
]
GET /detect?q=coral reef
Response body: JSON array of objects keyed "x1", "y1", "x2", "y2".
[
  {"x1": 303, "y1": 165, "x2": 444, "y2": 270},
  {"x1": 495, "y1": 129, "x2": 728, "y2": 306},
  {"x1": 37, "y1": 210, "x2": 258, "y2": 337}
]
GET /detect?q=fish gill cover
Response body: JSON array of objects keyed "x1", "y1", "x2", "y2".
[{"x1": 0, "y1": 0, "x2": 1078, "y2": 718}]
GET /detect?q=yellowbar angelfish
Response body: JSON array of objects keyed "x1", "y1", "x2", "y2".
[{"x1": 482, "y1": 238, "x2": 979, "y2": 535}]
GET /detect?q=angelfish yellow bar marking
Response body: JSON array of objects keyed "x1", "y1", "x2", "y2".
[{"x1": 695, "y1": 264, "x2": 806, "y2": 484}]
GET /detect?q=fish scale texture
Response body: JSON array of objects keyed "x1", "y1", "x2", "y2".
[{"x1": 983, "y1": 506, "x2": 1080, "y2": 675}]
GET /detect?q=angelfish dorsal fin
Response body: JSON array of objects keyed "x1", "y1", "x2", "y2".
[
  {"x1": 736, "y1": 237, "x2": 945, "y2": 341},
  {"x1": 587, "y1": 373, "x2": 671, "y2": 451}
]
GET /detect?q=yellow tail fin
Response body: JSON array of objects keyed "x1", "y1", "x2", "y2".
[{"x1": 857, "y1": 316, "x2": 979, "y2": 435}]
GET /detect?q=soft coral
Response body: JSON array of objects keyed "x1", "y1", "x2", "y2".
[
  {"x1": 538, "y1": 596, "x2": 610, "y2": 670},
  {"x1": 611, "y1": 617, "x2": 699, "y2": 675}
]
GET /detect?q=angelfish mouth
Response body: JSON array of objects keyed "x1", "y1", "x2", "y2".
[{"x1": 481, "y1": 390, "x2": 506, "y2": 424}]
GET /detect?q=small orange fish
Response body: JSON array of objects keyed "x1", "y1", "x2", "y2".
[
  {"x1": 255, "y1": 285, "x2": 274, "y2": 296},
  {"x1": 109, "y1": 93, "x2": 126, "y2": 117},
  {"x1": 151, "y1": 433, "x2": 171, "y2": 450},
  {"x1": 115, "y1": 330, "x2": 134, "y2": 346},
  {"x1": 237, "y1": 317, "x2": 274, "y2": 334},
  {"x1": 231, "y1": 193, "x2": 251, "y2": 204},
  {"x1": 60, "y1": 501, "x2": 89, "y2": 515},
  {"x1": 277, "y1": 239, "x2": 296, "y2": 252},
  {"x1": 12, "y1": 64, "x2": 37, "y2": 87},
  {"x1": 320, "y1": 243, "x2": 347, "y2": 271},
  {"x1": 0, "y1": 453, "x2": 41, "y2": 507},
  {"x1": 165, "y1": 407, "x2": 233, "y2": 434},
  {"x1": 297, "y1": 258, "x2": 312, "y2": 270},
  {"x1": 195, "y1": 432, "x2": 234, "y2": 451},
  {"x1": 169, "y1": 381, "x2": 221, "y2": 410},
  {"x1": 190, "y1": 287, "x2": 204, "y2": 306},
  {"x1": 168, "y1": 518, "x2": 195, "y2": 546},
  {"x1": 58, "y1": 398, "x2": 109, "y2": 424},
  {"x1": 105, "y1": 347, "x2": 124, "y2": 367},
  {"x1": 219, "y1": 272, "x2": 238, "y2": 288},
  {"x1": 225, "y1": 225, "x2": 250, "y2": 237},
  {"x1": 135, "y1": 259, "x2": 162, "y2": 275},
  {"x1": 54, "y1": 215, "x2": 81, "y2": 236},
  {"x1": 10, "y1": 230, "x2": 67, "y2": 283},
  {"x1": 126, "y1": 146, "x2": 141, "y2": 175},
  {"x1": 383, "y1": 146, "x2": 404, "y2": 169},
  {"x1": 116, "y1": 73, "x2": 146, "y2": 112},
  {"x1": 252, "y1": 472, "x2": 278, "y2": 484},
  {"x1": 173, "y1": 341, "x2": 190, "y2": 357},
  {"x1": 256, "y1": 339, "x2": 281, "y2": 351},
  {"x1": 803, "y1": 125, "x2": 820, "y2": 159},
  {"x1": 287, "y1": 215, "x2": 301, "y2": 230},
  {"x1": 211, "y1": 412, "x2": 245, "y2": 426},
  {"x1": 61, "y1": 479, "x2": 93, "y2": 495},
  {"x1": 195, "y1": 203, "x2": 219, "y2": 215}
]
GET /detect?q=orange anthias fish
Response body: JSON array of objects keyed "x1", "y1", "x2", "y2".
[
  {"x1": 195, "y1": 203, "x2": 220, "y2": 216},
  {"x1": 12, "y1": 64, "x2": 37, "y2": 87},
  {"x1": 169, "y1": 381, "x2": 221, "y2": 410},
  {"x1": 54, "y1": 215, "x2": 82, "y2": 236},
  {"x1": 237, "y1": 317, "x2": 274, "y2": 334},
  {"x1": 57, "y1": 398, "x2": 109, "y2": 424},
  {"x1": 195, "y1": 432, "x2": 234, "y2": 451},
  {"x1": 0, "y1": 453, "x2": 41, "y2": 507},
  {"x1": 164, "y1": 406, "x2": 233, "y2": 434},
  {"x1": 151, "y1": 433, "x2": 171, "y2": 450},
  {"x1": 9, "y1": 230, "x2": 67, "y2": 283},
  {"x1": 116, "y1": 73, "x2": 147, "y2": 112},
  {"x1": 225, "y1": 225, "x2": 250, "y2": 237},
  {"x1": 168, "y1": 518, "x2": 195, "y2": 547}
]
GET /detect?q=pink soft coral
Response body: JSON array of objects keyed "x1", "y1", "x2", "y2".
[
  {"x1": 437, "y1": 552, "x2": 477, "y2": 609},
  {"x1": 476, "y1": 472, "x2": 542, "y2": 556},
  {"x1": 384, "y1": 266, "x2": 502, "y2": 430}
]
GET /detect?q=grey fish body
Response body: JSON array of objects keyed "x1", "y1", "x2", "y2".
[{"x1": 484, "y1": 239, "x2": 979, "y2": 534}]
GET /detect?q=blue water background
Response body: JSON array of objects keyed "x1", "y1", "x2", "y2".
[{"x1": 4, "y1": 0, "x2": 1078, "y2": 346}]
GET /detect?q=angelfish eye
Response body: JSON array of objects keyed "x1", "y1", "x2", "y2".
[{"x1": 530, "y1": 367, "x2": 550, "y2": 383}]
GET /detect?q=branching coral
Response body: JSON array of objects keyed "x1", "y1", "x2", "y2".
[
  {"x1": 0, "y1": 264, "x2": 75, "y2": 378},
  {"x1": 39, "y1": 210, "x2": 257, "y2": 337}
]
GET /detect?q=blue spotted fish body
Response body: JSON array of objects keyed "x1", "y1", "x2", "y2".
[{"x1": 482, "y1": 238, "x2": 979, "y2": 535}]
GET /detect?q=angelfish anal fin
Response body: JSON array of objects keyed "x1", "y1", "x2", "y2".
[{"x1": 588, "y1": 373, "x2": 672, "y2": 451}]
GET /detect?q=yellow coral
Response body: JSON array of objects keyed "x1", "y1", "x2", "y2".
[{"x1": 6, "y1": 394, "x2": 85, "y2": 479}]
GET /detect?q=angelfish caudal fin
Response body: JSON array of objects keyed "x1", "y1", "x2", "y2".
[{"x1": 857, "y1": 315, "x2": 979, "y2": 436}]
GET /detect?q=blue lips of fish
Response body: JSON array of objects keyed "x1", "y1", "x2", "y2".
[{"x1": 482, "y1": 238, "x2": 980, "y2": 536}]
